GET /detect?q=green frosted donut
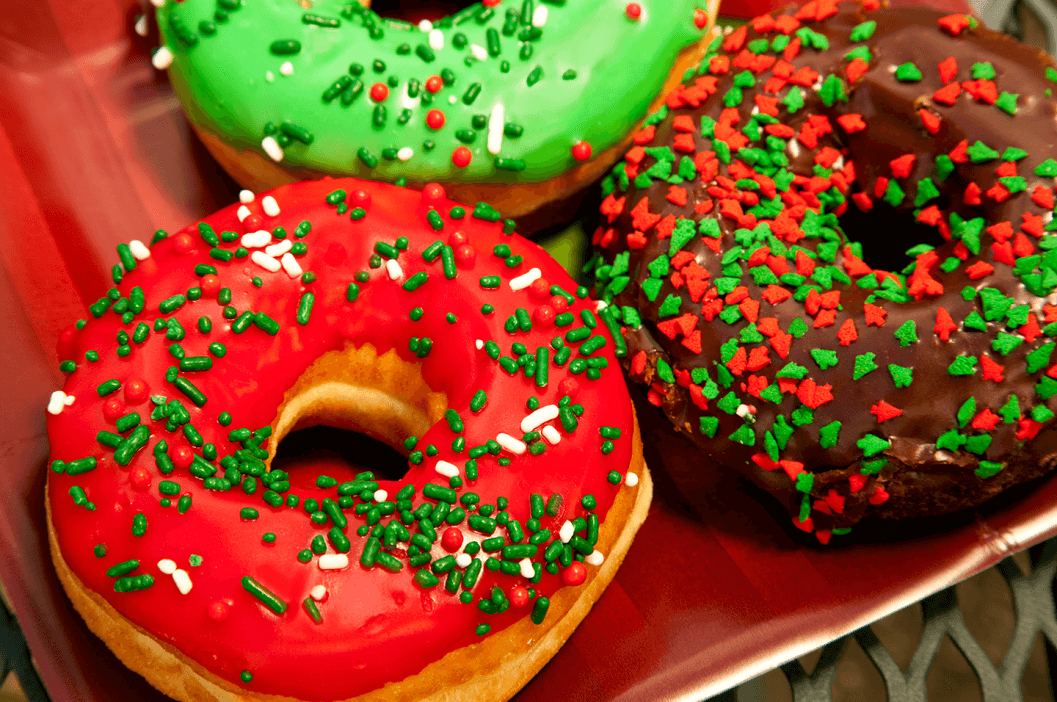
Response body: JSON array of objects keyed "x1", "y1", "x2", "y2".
[{"x1": 154, "y1": 0, "x2": 715, "y2": 185}]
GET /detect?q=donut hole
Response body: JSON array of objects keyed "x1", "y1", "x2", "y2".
[
  {"x1": 367, "y1": 0, "x2": 478, "y2": 24},
  {"x1": 272, "y1": 425, "x2": 412, "y2": 486},
  {"x1": 839, "y1": 198, "x2": 950, "y2": 273},
  {"x1": 266, "y1": 343, "x2": 448, "y2": 482}
]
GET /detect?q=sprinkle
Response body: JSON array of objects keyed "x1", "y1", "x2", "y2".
[
  {"x1": 496, "y1": 433, "x2": 527, "y2": 454},
  {"x1": 310, "y1": 585, "x2": 327, "y2": 600},
  {"x1": 173, "y1": 569, "x2": 193, "y2": 595},
  {"x1": 151, "y1": 47, "x2": 173, "y2": 70},
  {"x1": 265, "y1": 240, "x2": 292, "y2": 257},
  {"x1": 251, "y1": 251, "x2": 281, "y2": 273},
  {"x1": 559, "y1": 520, "x2": 574, "y2": 543},
  {"x1": 237, "y1": 205, "x2": 251, "y2": 221},
  {"x1": 157, "y1": 559, "x2": 177, "y2": 575},
  {"x1": 281, "y1": 252, "x2": 303, "y2": 278},
  {"x1": 488, "y1": 103, "x2": 505, "y2": 155},
  {"x1": 510, "y1": 267, "x2": 542, "y2": 291},
  {"x1": 435, "y1": 460, "x2": 460, "y2": 478},
  {"x1": 521, "y1": 405, "x2": 559, "y2": 433},
  {"x1": 519, "y1": 559, "x2": 535, "y2": 578},
  {"x1": 241, "y1": 576, "x2": 287, "y2": 614},
  {"x1": 625, "y1": 472, "x2": 639, "y2": 487},
  {"x1": 319, "y1": 554, "x2": 350, "y2": 570},
  {"x1": 585, "y1": 550, "x2": 604, "y2": 566},
  {"x1": 429, "y1": 29, "x2": 444, "y2": 50},
  {"x1": 261, "y1": 136, "x2": 284, "y2": 162},
  {"x1": 262, "y1": 196, "x2": 280, "y2": 217},
  {"x1": 542, "y1": 426, "x2": 561, "y2": 444},
  {"x1": 47, "y1": 391, "x2": 68, "y2": 415},
  {"x1": 386, "y1": 259, "x2": 403, "y2": 280},
  {"x1": 280, "y1": 61, "x2": 293, "y2": 76},
  {"x1": 533, "y1": 5, "x2": 548, "y2": 26},
  {"x1": 471, "y1": 44, "x2": 488, "y2": 61},
  {"x1": 128, "y1": 240, "x2": 150, "y2": 260},
  {"x1": 397, "y1": 147, "x2": 414, "y2": 161},
  {"x1": 241, "y1": 230, "x2": 271, "y2": 248},
  {"x1": 373, "y1": 489, "x2": 388, "y2": 502}
]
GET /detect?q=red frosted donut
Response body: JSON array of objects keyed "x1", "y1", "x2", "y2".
[
  {"x1": 45, "y1": 179, "x2": 648, "y2": 701},
  {"x1": 589, "y1": 1, "x2": 1057, "y2": 542}
]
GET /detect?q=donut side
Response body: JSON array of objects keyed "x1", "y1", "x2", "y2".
[
  {"x1": 185, "y1": 36, "x2": 713, "y2": 236},
  {"x1": 588, "y1": 1, "x2": 1057, "y2": 542},
  {"x1": 49, "y1": 417, "x2": 648, "y2": 702}
]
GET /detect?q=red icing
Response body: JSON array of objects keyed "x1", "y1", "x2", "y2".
[{"x1": 47, "y1": 179, "x2": 635, "y2": 700}]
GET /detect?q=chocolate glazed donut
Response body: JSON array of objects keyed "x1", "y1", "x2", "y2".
[{"x1": 589, "y1": 0, "x2": 1057, "y2": 542}]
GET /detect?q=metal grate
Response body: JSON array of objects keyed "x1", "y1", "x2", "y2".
[{"x1": 707, "y1": 538, "x2": 1057, "y2": 702}]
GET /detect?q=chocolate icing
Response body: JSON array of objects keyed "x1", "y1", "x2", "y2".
[{"x1": 591, "y1": 2, "x2": 1057, "y2": 540}]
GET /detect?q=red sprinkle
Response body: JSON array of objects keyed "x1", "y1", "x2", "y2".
[
  {"x1": 243, "y1": 214, "x2": 263, "y2": 232},
  {"x1": 124, "y1": 379, "x2": 149, "y2": 404},
  {"x1": 369, "y1": 82, "x2": 389, "y2": 102},
  {"x1": 425, "y1": 109, "x2": 446, "y2": 130},
  {"x1": 938, "y1": 13, "x2": 971, "y2": 35},
  {"x1": 425, "y1": 75, "x2": 443, "y2": 93},
  {"x1": 171, "y1": 446, "x2": 193, "y2": 469},
  {"x1": 625, "y1": 3, "x2": 642, "y2": 20},
  {"x1": 102, "y1": 398, "x2": 124, "y2": 422},
  {"x1": 572, "y1": 141, "x2": 593, "y2": 161},
  {"x1": 870, "y1": 401, "x2": 903, "y2": 423},
  {"x1": 451, "y1": 146, "x2": 472, "y2": 168},
  {"x1": 562, "y1": 561, "x2": 587, "y2": 586},
  {"x1": 509, "y1": 585, "x2": 530, "y2": 608},
  {"x1": 441, "y1": 527, "x2": 463, "y2": 552}
]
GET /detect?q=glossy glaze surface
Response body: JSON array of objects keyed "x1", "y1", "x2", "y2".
[
  {"x1": 46, "y1": 178, "x2": 636, "y2": 700},
  {"x1": 155, "y1": 0, "x2": 712, "y2": 183}
]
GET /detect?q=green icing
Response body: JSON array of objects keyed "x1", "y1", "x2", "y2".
[{"x1": 157, "y1": 0, "x2": 711, "y2": 184}]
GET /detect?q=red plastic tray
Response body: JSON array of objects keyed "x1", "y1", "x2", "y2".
[{"x1": 5, "y1": 1, "x2": 1052, "y2": 701}]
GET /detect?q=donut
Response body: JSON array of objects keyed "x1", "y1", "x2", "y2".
[
  {"x1": 588, "y1": 0, "x2": 1057, "y2": 543},
  {"x1": 149, "y1": 0, "x2": 718, "y2": 233},
  {"x1": 45, "y1": 178, "x2": 648, "y2": 701}
]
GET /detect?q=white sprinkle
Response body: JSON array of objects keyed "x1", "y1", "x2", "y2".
[
  {"x1": 134, "y1": 15, "x2": 148, "y2": 36},
  {"x1": 418, "y1": 19, "x2": 433, "y2": 32},
  {"x1": 281, "y1": 252, "x2": 303, "y2": 278},
  {"x1": 456, "y1": 553, "x2": 473, "y2": 568},
  {"x1": 625, "y1": 472, "x2": 639, "y2": 487},
  {"x1": 736, "y1": 404, "x2": 753, "y2": 419},
  {"x1": 495, "y1": 433, "x2": 527, "y2": 455},
  {"x1": 173, "y1": 569, "x2": 193, "y2": 594},
  {"x1": 400, "y1": 84, "x2": 421, "y2": 110},
  {"x1": 128, "y1": 240, "x2": 151, "y2": 260},
  {"x1": 240, "y1": 230, "x2": 271, "y2": 248},
  {"x1": 475, "y1": 339, "x2": 484, "y2": 350},
  {"x1": 833, "y1": 156, "x2": 845, "y2": 172},
  {"x1": 262, "y1": 136, "x2": 284, "y2": 162},
  {"x1": 47, "y1": 391, "x2": 67, "y2": 416},
  {"x1": 471, "y1": 44, "x2": 488, "y2": 61},
  {"x1": 787, "y1": 137, "x2": 801, "y2": 160},
  {"x1": 319, "y1": 554, "x2": 350, "y2": 570},
  {"x1": 262, "y1": 195, "x2": 280, "y2": 217},
  {"x1": 64, "y1": 394, "x2": 75, "y2": 406},
  {"x1": 596, "y1": 300, "x2": 608, "y2": 311},
  {"x1": 157, "y1": 559, "x2": 177, "y2": 575},
  {"x1": 519, "y1": 558, "x2": 535, "y2": 578},
  {"x1": 385, "y1": 259, "x2": 403, "y2": 280},
  {"x1": 266, "y1": 71, "x2": 275, "y2": 82},
  {"x1": 449, "y1": 95, "x2": 458, "y2": 105},
  {"x1": 236, "y1": 205, "x2": 251, "y2": 222},
  {"x1": 559, "y1": 520, "x2": 575, "y2": 543},
  {"x1": 585, "y1": 550, "x2": 604, "y2": 566},
  {"x1": 397, "y1": 147, "x2": 414, "y2": 161},
  {"x1": 521, "y1": 404, "x2": 559, "y2": 433},
  {"x1": 251, "y1": 251, "x2": 281, "y2": 273},
  {"x1": 532, "y1": 5, "x2": 548, "y2": 26},
  {"x1": 310, "y1": 585, "x2": 327, "y2": 600},
  {"x1": 239, "y1": 189, "x2": 255, "y2": 204},
  {"x1": 429, "y1": 28, "x2": 444, "y2": 50},
  {"x1": 265, "y1": 240, "x2": 292, "y2": 257},
  {"x1": 149, "y1": 0, "x2": 164, "y2": 7},
  {"x1": 487, "y1": 102, "x2": 505, "y2": 155},
  {"x1": 542, "y1": 425, "x2": 561, "y2": 445},
  {"x1": 373, "y1": 489, "x2": 388, "y2": 503},
  {"x1": 435, "y1": 460, "x2": 460, "y2": 478},
  {"x1": 509, "y1": 267, "x2": 542, "y2": 291},
  {"x1": 151, "y1": 47, "x2": 173, "y2": 70},
  {"x1": 280, "y1": 61, "x2": 294, "y2": 76}
]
